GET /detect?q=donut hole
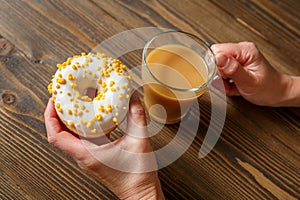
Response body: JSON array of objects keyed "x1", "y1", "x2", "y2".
[{"x1": 83, "y1": 87, "x2": 98, "y2": 99}]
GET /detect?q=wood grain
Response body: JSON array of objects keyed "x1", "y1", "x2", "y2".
[{"x1": 0, "y1": 0, "x2": 299, "y2": 199}]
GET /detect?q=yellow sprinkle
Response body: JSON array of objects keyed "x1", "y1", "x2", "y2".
[
  {"x1": 118, "y1": 94, "x2": 123, "y2": 100},
  {"x1": 75, "y1": 123, "x2": 80, "y2": 127},
  {"x1": 126, "y1": 94, "x2": 130, "y2": 99},
  {"x1": 57, "y1": 78, "x2": 66, "y2": 84},
  {"x1": 80, "y1": 119, "x2": 87, "y2": 125},
  {"x1": 92, "y1": 73, "x2": 97, "y2": 78},
  {"x1": 103, "y1": 88, "x2": 108, "y2": 93},
  {"x1": 107, "y1": 67, "x2": 113, "y2": 73},
  {"x1": 70, "y1": 82, "x2": 77, "y2": 88},
  {"x1": 73, "y1": 109, "x2": 78, "y2": 116},
  {"x1": 111, "y1": 88, "x2": 116, "y2": 92},
  {"x1": 97, "y1": 79, "x2": 102, "y2": 84},
  {"x1": 86, "y1": 122, "x2": 92, "y2": 128},
  {"x1": 120, "y1": 64, "x2": 127, "y2": 69},
  {"x1": 85, "y1": 69, "x2": 92, "y2": 75},
  {"x1": 80, "y1": 104, "x2": 86, "y2": 110},
  {"x1": 58, "y1": 108, "x2": 63, "y2": 113},
  {"x1": 68, "y1": 74, "x2": 76, "y2": 80},
  {"x1": 98, "y1": 105, "x2": 105, "y2": 112},
  {"x1": 75, "y1": 92, "x2": 81, "y2": 99},
  {"x1": 113, "y1": 63, "x2": 119, "y2": 68},
  {"x1": 109, "y1": 80, "x2": 115, "y2": 87},
  {"x1": 66, "y1": 57, "x2": 72, "y2": 65},
  {"x1": 58, "y1": 73, "x2": 62, "y2": 78},
  {"x1": 53, "y1": 90, "x2": 57, "y2": 95},
  {"x1": 95, "y1": 114, "x2": 102, "y2": 121},
  {"x1": 69, "y1": 98, "x2": 74, "y2": 102},
  {"x1": 74, "y1": 103, "x2": 79, "y2": 108},
  {"x1": 71, "y1": 65, "x2": 77, "y2": 70},
  {"x1": 86, "y1": 57, "x2": 93, "y2": 63},
  {"x1": 123, "y1": 106, "x2": 127, "y2": 110},
  {"x1": 115, "y1": 112, "x2": 119, "y2": 117},
  {"x1": 55, "y1": 103, "x2": 60, "y2": 108},
  {"x1": 104, "y1": 72, "x2": 110, "y2": 77},
  {"x1": 99, "y1": 53, "x2": 106, "y2": 58},
  {"x1": 67, "y1": 109, "x2": 72, "y2": 115},
  {"x1": 56, "y1": 84, "x2": 60, "y2": 89},
  {"x1": 59, "y1": 91, "x2": 63, "y2": 94},
  {"x1": 77, "y1": 111, "x2": 83, "y2": 116},
  {"x1": 91, "y1": 129, "x2": 96, "y2": 133},
  {"x1": 102, "y1": 59, "x2": 107, "y2": 67},
  {"x1": 48, "y1": 83, "x2": 53, "y2": 94},
  {"x1": 81, "y1": 52, "x2": 86, "y2": 56},
  {"x1": 94, "y1": 96, "x2": 101, "y2": 101},
  {"x1": 112, "y1": 117, "x2": 118, "y2": 123},
  {"x1": 102, "y1": 82, "x2": 107, "y2": 88},
  {"x1": 51, "y1": 96, "x2": 56, "y2": 101},
  {"x1": 67, "y1": 92, "x2": 71, "y2": 96},
  {"x1": 68, "y1": 121, "x2": 74, "y2": 127},
  {"x1": 81, "y1": 96, "x2": 92, "y2": 102}
]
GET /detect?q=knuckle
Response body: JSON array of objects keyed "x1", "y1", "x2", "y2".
[
  {"x1": 240, "y1": 42, "x2": 259, "y2": 52},
  {"x1": 47, "y1": 135, "x2": 58, "y2": 146},
  {"x1": 130, "y1": 104, "x2": 145, "y2": 117},
  {"x1": 224, "y1": 58, "x2": 239, "y2": 77},
  {"x1": 77, "y1": 157, "x2": 99, "y2": 172}
]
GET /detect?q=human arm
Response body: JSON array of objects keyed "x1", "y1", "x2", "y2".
[{"x1": 211, "y1": 42, "x2": 300, "y2": 107}]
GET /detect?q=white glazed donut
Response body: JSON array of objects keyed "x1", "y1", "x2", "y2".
[{"x1": 48, "y1": 52, "x2": 132, "y2": 138}]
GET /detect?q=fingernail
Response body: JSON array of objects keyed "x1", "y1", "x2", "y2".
[
  {"x1": 210, "y1": 44, "x2": 217, "y2": 52},
  {"x1": 131, "y1": 91, "x2": 141, "y2": 102},
  {"x1": 217, "y1": 54, "x2": 229, "y2": 68}
]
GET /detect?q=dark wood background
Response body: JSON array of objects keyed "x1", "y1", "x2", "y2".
[{"x1": 1, "y1": 0, "x2": 299, "y2": 199}]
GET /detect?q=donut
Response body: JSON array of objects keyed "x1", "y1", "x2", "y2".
[{"x1": 48, "y1": 52, "x2": 132, "y2": 138}]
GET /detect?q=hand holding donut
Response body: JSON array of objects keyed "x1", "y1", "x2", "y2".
[{"x1": 44, "y1": 93, "x2": 165, "y2": 200}]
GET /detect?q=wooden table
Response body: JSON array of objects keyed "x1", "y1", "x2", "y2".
[{"x1": 1, "y1": 0, "x2": 299, "y2": 199}]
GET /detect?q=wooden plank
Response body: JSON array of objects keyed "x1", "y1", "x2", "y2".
[
  {"x1": 0, "y1": 0, "x2": 299, "y2": 199},
  {"x1": 210, "y1": 0, "x2": 300, "y2": 64}
]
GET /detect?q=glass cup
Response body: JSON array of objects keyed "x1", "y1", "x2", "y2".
[{"x1": 142, "y1": 31, "x2": 217, "y2": 124}]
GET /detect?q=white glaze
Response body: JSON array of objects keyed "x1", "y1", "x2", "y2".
[{"x1": 49, "y1": 53, "x2": 131, "y2": 138}]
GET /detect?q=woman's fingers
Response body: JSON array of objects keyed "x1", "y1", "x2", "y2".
[{"x1": 44, "y1": 99, "x2": 89, "y2": 161}]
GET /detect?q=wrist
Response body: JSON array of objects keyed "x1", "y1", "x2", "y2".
[{"x1": 275, "y1": 75, "x2": 300, "y2": 107}]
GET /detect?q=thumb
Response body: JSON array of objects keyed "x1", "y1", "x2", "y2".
[
  {"x1": 215, "y1": 54, "x2": 254, "y2": 87},
  {"x1": 120, "y1": 92, "x2": 152, "y2": 153}
]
